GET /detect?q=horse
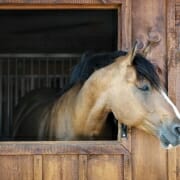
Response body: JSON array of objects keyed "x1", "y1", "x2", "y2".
[{"x1": 12, "y1": 43, "x2": 180, "y2": 148}]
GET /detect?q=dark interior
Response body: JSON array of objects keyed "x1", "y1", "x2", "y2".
[
  {"x1": 0, "y1": 9, "x2": 118, "y2": 140},
  {"x1": 0, "y1": 10, "x2": 118, "y2": 53}
]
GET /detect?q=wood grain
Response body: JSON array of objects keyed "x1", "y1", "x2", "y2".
[
  {"x1": 124, "y1": 155, "x2": 132, "y2": 180},
  {"x1": 0, "y1": 4, "x2": 119, "y2": 10},
  {"x1": 0, "y1": 155, "x2": 33, "y2": 180},
  {"x1": 0, "y1": 0, "x2": 123, "y2": 4},
  {"x1": 34, "y1": 155, "x2": 42, "y2": 180},
  {"x1": 43, "y1": 155, "x2": 78, "y2": 180},
  {"x1": 132, "y1": 130, "x2": 168, "y2": 180},
  {"x1": 167, "y1": 0, "x2": 180, "y2": 180},
  {"x1": 79, "y1": 155, "x2": 88, "y2": 180},
  {"x1": 0, "y1": 141, "x2": 130, "y2": 155},
  {"x1": 132, "y1": 0, "x2": 168, "y2": 180},
  {"x1": 167, "y1": 2, "x2": 177, "y2": 180},
  {"x1": 87, "y1": 155, "x2": 123, "y2": 180},
  {"x1": 0, "y1": 142, "x2": 129, "y2": 180}
]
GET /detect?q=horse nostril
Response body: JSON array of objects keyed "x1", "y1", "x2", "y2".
[{"x1": 173, "y1": 126, "x2": 180, "y2": 136}]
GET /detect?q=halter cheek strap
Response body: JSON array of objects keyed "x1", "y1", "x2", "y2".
[{"x1": 117, "y1": 123, "x2": 128, "y2": 141}]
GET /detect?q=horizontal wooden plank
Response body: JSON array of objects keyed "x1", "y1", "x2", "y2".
[
  {"x1": 176, "y1": 13, "x2": 180, "y2": 17},
  {"x1": 0, "y1": 4, "x2": 121, "y2": 10},
  {"x1": 0, "y1": 141, "x2": 130, "y2": 155},
  {"x1": 0, "y1": 0, "x2": 123, "y2": 5},
  {"x1": 175, "y1": 5, "x2": 180, "y2": 11},
  {"x1": 176, "y1": 20, "x2": 180, "y2": 26}
]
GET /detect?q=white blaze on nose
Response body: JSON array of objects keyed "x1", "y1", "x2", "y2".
[{"x1": 160, "y1": 90, "x2": 180, "y2": 119}]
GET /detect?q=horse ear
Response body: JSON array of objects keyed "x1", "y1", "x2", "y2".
[{"x1": 126, "y1": 41, "x2": 138, "y2": 65}]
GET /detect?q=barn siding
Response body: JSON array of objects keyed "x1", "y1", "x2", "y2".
[
  {"x1": 0, "y1": 141, "x2": 130, "y2": 180},
  {"x1": 167, "y1": 0, "x2": 180, "y2": 180},
  {"x1": 132, "y1": 0, "x2": 168, "y2": 180},
  {"x1": 0, "y1": 0, "x2": 179, "y2": 180}
]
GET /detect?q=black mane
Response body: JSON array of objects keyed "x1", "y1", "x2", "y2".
[
  {"x1": 69, "y1": 51, "x2": 160, "y2": 89},
  {"x1": 58, "y1": 50, "x2": 161, "y2": 97},
  {"x1": 69, "y1": 51, "x2": 127, "y2": 85}
]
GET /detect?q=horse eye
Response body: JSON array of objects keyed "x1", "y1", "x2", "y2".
[{"x1": 139, "y1": 85, "x2": 150, "y2": 91}]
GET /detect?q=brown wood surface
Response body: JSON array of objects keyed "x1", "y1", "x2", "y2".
[
  {"x1": 0, "y1": 0, "x2": 179, "y2": 180},
  {"x1": 132, "y1": 0, "x2": 168, "y2": 180},
  {"x1": 0, "y1": 155, "x2": 34, "y2": 180},
  {"x1": 167, "y1": 2, "x2": 178, "y2": 180},
  {"x1": 79, "y1": 155, "x2": 88, "y2": 180},
  {"x1": 167, "y1": 0, "x2": 180, "y2": 180},
  {"x1": 0, "y1": 141, "x2": 129, "y2": 180},
  {"x1": 34, "y1": 155, "x2": 43, "y2": 180},
  {"x1": 0, "y1": 0, "x2": 122, "y2": 4},
  {"x1": 0, "y1": 141, "x2": 129, "y2": 155},
  {"x1": 0, "y1": 4, "x2": 119, "y2": 10},
  {"x1": 43, "y1": 155, "x2": 79, "y2": 180},
  {"x1": 87, "y1": 155, "x2": 124, "y2": 180}
]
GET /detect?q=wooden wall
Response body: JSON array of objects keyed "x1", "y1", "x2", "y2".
[
  {"x1": 0, "y1": 141, "x2": 130, "y2": 180},
  {"x1": 167, "y1": 0, "x2": 180, "y2": 180},
  {"x1": 132, "y1": 0, "x2": 180, "y2": 180}
]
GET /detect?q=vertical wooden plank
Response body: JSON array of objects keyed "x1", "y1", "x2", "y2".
[
  {"x1": 87, "y1": 155, "x2": 123, "y2": 180},
  {"x1": 118, "y1": 0, "x2": 132, "y2": 152},
  {"x1": 0, "y1": 155, "x2": 33, "y2": 180},
  {"x1": 132, "y1": 130, "x2": 167, "y2": 180},
  {"x1": 43, "y1": 155, "x2": 61, "y2": 180},
  {"x1": 175, "y1": 0, "x2": 180, "y2": 178},
  {"x1": 168, "y1": 148, "x2": 177, "y2": 180},
  {"x1": 61, "y1": 155, "x2": 79, "y2": 180},
  {"x1": 167, "y1": 0, "x2": 180, "y2": 180},
  {"x1": 132, "y1": 0, "x2": 168, "y2": 180},
  {"x1": 43, "y1": 155, "x2": 78, "y2": 180},
  {"x1": 79, "y1": 155, "x2": 88, "y2": 180},
  {"x1": 177, "y1": 150, "x2": 180, "y2": 179},
  {"x1": 34, "y1": 155, "x2": 42, "y2": 180},
  {"x1": 121, "y1": 0, "x2": 132, "y2": 51},
  {"x1": 123, "y1": 155, "x2": 132, "y2": 180}
]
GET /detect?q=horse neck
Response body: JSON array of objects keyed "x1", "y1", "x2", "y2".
[{"x1": 73, "y1": 69, "x2": 112, "y2": 137}]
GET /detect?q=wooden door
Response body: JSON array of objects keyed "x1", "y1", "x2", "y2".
[{"x1": 0, "y1": 141, "x2": 130, "y2": 180}]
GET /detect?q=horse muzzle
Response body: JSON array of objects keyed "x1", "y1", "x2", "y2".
[{"x1": 159, "y1": 121, "x2": 180, "y2": 148}]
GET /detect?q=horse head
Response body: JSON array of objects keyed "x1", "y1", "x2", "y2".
[{"x1": 109, "y1": 42, "x2": 180, "y2": 148}]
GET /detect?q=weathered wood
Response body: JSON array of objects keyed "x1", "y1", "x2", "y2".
[
  {"x1": 168, "y1": 148, "x2": 177, "y2": 180},
  {"x1": 0, "y1": 142, "x2": 129, "y2": 179},
  {"x1": 0, "y1": 141, "x2": 129, "y2": 155},
  {"x1": 79, "y1": 155, "x2": 88, "y2": 180},
  {"x1": 132, "y1": 0, "x2": 168, "y2": 180},
  {"x1": 0, "y1": 0, "x2": 123, "y2": 4},
  {"x1": 87, "y1": 155, "x2": 124, "y2": 180},
  {"x1": 0, "y1": 4, "x2": 119, "y2": 10},
  {"x1": 167, "y1": 0, "x2": 178, "y2": 176},
  {"x1": 120, "y1": 0, "x2": 132, "y2": 50},
  {"x1": 0, "y1": 155, "x2": 33, "y2": 180},
  {"x1": 123, "y1": 155, "x2": 132, "y2": 180},
  {"x1": 43, "y1": 155, "x2": 63, "y2": 180},
  {"x1": 167, "y1": 0, "x2": 180, "y2": 180},
  {"x1": 132, "y1": 130, "x2": 167, "y2": 180},
  {"x1": 34, "y1": 155, "x2": 42, "y2": 180}
]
